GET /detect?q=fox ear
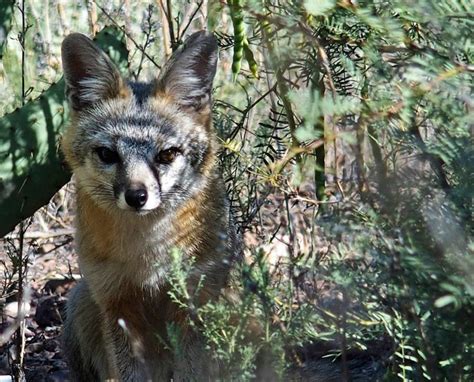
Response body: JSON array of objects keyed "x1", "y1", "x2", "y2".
[
  {"x1": 157, "y1": 31, "x2": 218, "y2": 112},
  {"x1": 61, "y1": 33, "x2": 124, "y2": 111}
]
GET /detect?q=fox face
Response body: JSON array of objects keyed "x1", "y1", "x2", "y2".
[{"x1": 61, "y1": 32, "x2": 218, "y2": 215}]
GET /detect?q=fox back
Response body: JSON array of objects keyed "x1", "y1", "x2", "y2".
[{"x1": 61, "y1": 31, "x2": 240, "y2": 381}]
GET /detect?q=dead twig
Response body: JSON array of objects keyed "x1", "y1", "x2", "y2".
[
  {"x1": 177, "y1": 1, "x2": 203, "y2": 41},
  {"x1": 85, "y1": 0, "x2": 99, "y2": 36},
  {"x1": 94, "y1": 1, "x2": 161, "y2": 69},
  {"x1": 157, "y1": 0, "x2": 172, "y2": 58},
  {"x1": 4, "y1": 228, "x2": 75, "y2": 240}
]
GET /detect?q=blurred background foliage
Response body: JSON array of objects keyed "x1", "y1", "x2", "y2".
[{"x1": 0, "y1": 0, "x2": 473, "y2": 380}]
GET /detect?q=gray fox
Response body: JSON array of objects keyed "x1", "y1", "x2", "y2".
[
  {"x1": 61, "y1": 31, "x2": 390, "y2": 382},
  {"x1": 61, "y1": 31, "x2": 241, "y2": 381}
]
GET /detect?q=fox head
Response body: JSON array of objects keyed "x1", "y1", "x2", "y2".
[{"x1": 61, "y1": 32, "x2": 218, "y2": 215}]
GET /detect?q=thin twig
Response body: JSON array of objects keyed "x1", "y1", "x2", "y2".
[
  {"x1": 94, "y1": 1, "x2": 161, "y2": 69},
  {"x1": 297, "y1": 20, "x2": 337, "y2": 99},
  {"x1": 178, "y1": 1, "x2": 203, "y2": 40},
  {"x1": 135, "y1": 5, "x2": 156, "y2": 79},
  {"x1": 56, "y1": 0, "x2": 69, "y2": 35},
  {"x1": 86, "y1": 0, "x2": 99, "y2": 36},
  {"x1": 12, "y1": 1, "x2": 28, "y2": 379},
  {"x1": 165, "y1": 0, "x2": 176, "y2": 50},
  {"x1": 157, "y1": 0, "x2": 172, "y2": 58}
]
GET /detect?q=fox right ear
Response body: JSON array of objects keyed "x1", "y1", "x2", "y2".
[
  {"x1": 61, "y1": 33, "x2": 124, "y2": 111},
  {"x1": 156, "y1": 31, "x2": 218, "y2": 113}
]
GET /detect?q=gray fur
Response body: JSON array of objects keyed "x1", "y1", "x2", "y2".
[
  {"x1": 127, "y1": 81, "x2": 155, "y2": 105},
  {"x1": 70, "y1": 99, "x2": 210, "y2": 213}
]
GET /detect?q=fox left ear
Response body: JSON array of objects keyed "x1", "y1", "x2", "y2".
[
  {"x1": 156, "y1": 31, "x2": 218, "y2": 114},
  {"x1": 62, "y1": 33, "x2": 125, "y2": 111}
]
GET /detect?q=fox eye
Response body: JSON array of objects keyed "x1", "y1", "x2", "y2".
[
  {"x1": 156, "y1": 147, "x2": 181, "y2": 165},
  {"x1": 95, "y1": 147, "x2": 119, "y2": 164}
]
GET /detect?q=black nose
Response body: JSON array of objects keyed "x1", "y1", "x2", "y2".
[{"x1": 125, "y1": 188, "x2": 148, "y2": 209}]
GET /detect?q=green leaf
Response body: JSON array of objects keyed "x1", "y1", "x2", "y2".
[
  {"x1": 434, "y1": 295, "x2": 457, "y2": 308},
  {"x1": 304, "y1": 0, "x2": 336, "y2": 16}
]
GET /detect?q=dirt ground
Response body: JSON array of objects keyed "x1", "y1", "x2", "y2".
[
  {"x1": 0, "y1": 184, "x2": 79, "y2": 381},
  {"x1": 0, "y1": 247, "x2": 77, "y2": 380}
]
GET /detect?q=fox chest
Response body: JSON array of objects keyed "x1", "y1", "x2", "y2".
[{"x1": 78, "y1": 213, "x2": 178, "y2": 254}]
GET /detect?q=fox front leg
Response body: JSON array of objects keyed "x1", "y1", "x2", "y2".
[{"x1": 103, "y1": 318, "x2": 152, "y2": 382}]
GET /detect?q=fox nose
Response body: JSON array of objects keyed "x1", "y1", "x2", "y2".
[{"x1": 125, "y1": 188, "x2": 148, "y2": 209}]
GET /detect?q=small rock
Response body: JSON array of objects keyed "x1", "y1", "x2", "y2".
[{"x1": 2, "y1": 301, "x2": 31, "y2": 320}]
